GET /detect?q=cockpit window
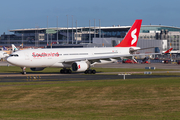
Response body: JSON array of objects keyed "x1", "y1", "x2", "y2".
[{"x1": 10, "y1": 54, "x2": 19, "y2": 57}]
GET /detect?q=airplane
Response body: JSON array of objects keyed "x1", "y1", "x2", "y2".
[
  {"x1": 3, "y1": 46, "x2": 8, "y2": 51},
  {"x1": 0, "y1": 51, "x2": 9, "y2": 60},
  {"x1": 0, "y1": 45, "x2": 19, "y2": 60},
  {"x1": 0, "y1": 46, "x2": 10, "y2": 60},
  {"x1": 163, "y1": 48, "x2": 173, "y2": 54},
  {"x1": 1, "y1": 46, "x2": 12, "y2": 55},
  {"x1": 7, "y1": 19, "x2": 143, "y2": 75},
  {"x1": 0, "y1": 44, "x2": 27, "y2": 60}
]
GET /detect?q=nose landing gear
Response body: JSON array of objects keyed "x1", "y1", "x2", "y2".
[{"x1": 21, "y1": 67, "x2": 26, "y2": 75}]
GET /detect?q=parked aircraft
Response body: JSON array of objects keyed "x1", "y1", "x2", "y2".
[
  {"x1": 0, "y1": 46, "x2": 10, "y2": 60},
  {"x1": 164, "y1": 48, "x2": 173, "y2": 54},
  {"x1": 7, "y1": 19, "x2": 143, "y2": 74},
  {"x1": 3, "y1": 46, "x2": 8, "y2": 51},
  {"x1": 0, "y1": 51, "x2": 9, "y2": 60}
]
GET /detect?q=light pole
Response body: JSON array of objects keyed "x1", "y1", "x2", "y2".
[
  {"x1": 57, "y1": 16, "x2": 58, "y2": 44},
  {"x1": 22, "y1": 33, "x2": 23, "y2": 48},
  {"x1": 47, "y1": 16, "x2": 49, "y2": 46},
  {"x1": 76, "y1": 20, "x2": 77, "y2": 44},
  {"x1": 67, "y1": 15, "x2": 68, "y2": 44},
  {"x1": 51, "y1": 34, "x2": 52, "y2": 48},
  {"x1": 94, "y1": 19, "x2": 96, "y2": 38},
  {"x1": 89, "y1": 20, "x2": 91, "y2": 43},
  {"x1": 72, "y1": 15, "x2": 73, "y2": 44},
  {"x1": 99, "y1": 19, "x2": 101, "y2": 38}
]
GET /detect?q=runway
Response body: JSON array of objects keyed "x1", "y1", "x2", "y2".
[
  {"x1": 0, "y1": 61, "x2": 180, "y2": 82},
  {"x1": 0, "y1": 74, "x2": 179, "y2": 83},
  {"x1": 94, "y1": 62, "x2": 180, "y2": 69},
  {"x1": 1, "y1": 61, "x2": 180, "y2": 69}
]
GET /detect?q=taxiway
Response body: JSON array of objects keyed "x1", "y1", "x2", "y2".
[{"x1": 0, "y1": 61, "x2": 180, "y2": 82}]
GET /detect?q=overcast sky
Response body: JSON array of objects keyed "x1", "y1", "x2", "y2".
[{"x1": 0, "y1": 0, "x2": 180, "y2": 34}]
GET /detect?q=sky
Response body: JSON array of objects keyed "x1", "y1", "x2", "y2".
[{"x1": 0, "y1": 0, "x2": 180, "y2": 34}]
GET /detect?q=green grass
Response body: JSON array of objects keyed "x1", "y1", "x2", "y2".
[
  {"x1": 0, "y1": 66, "x2": 60, "y2": 73},
  {"x1": 0, "y1": 77, "x2": 180, "y2": 119}
]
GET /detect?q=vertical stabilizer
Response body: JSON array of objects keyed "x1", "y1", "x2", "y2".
[
  {"x1": 115, "y1": 19, "x2": 142, "y2": 47},
  {"x1": 164, "y1": 48, "x2": 173, "y2": 53},
  {"x1": 12, "y1": 44, "x2": 18, "y2": 52},
  {"x1": 3, "y1": 46, "x2": 7, "y2": 50}
]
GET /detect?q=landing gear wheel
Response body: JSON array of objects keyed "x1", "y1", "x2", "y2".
[
  {"x1": 84, "y1": 70, "x2": 88, "y2": 74},
  {"x1": 92, "y1": 70, "x2": 96, "y2": 74},
  {"x1": 84, "y1": 69, "x2": 96, "y2": 74},
  {"x1": 68, "y1": 69, "x2": 72, "y2": 74},
  {"x1": 60, "y1": 69, "x2": 63, "y2": 73},
  {"x1": 88, "y1": 70, "x2": 92, "y2": 74},
  {"x1": 60, "y1": 68, "x2": 72, "y2": 74},
  {"x1": 64, "y1": 69, "x2": 67, "y2": 74},
  {"x1": 22, "y1": 72, "x2": 26, "y2": 75},
  {"x1": 21, "y1": 67, "x2": 26, "y2": 75}
]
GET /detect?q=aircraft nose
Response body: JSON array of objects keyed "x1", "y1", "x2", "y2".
[
  {"x1": 7, "y1": 57, "x2": 14, "y2": 65},
  {"x1": 7, "y1": 57, "x2": 11, "y2": 63}
]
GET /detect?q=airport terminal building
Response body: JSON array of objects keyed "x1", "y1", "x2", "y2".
[{"x1": 1, "y1": 24, "x2": 180, "y2": 53}]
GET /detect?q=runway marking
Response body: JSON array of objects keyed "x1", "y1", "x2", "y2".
[{"x1": 26, "y1": 76, "x2": 42, "y2": 81}]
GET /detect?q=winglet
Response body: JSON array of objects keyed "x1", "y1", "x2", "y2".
[
  {"x1": 164, "y1": 48, "x2": 173, "y2": 53},
  {"x1": 115, "y1": 19, "x2": 142, "y2": 47}
]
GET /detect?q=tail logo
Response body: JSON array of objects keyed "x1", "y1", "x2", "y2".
[{"x1": 131, "y1": 29, "x2": 137, "y2": 45}]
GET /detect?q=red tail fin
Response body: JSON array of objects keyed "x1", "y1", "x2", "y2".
[
  {"x1": 164, "y1": 48, "x2": 173, "y2": 53},
  {"x1": 115, "y1": 19, "x2": 142, "y2": 47}
]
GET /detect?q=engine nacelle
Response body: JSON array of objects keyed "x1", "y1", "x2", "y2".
[
  {"x1": 30, "y1": 67, "x2": 45, "y2": 71},
  {"x1": 129, "y1": 47, "x2": 135, "y2": 54},
  {"x1": 72, "y1": 61, "x2": 90, "y2": 72}
]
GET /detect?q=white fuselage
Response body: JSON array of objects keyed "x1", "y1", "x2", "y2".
[
  {"x1": 7, "y1": 47, "x2": 139, "y2": 68},
  {"x1": 0, "y1": 51, "x2": 9, "y2": 59}
]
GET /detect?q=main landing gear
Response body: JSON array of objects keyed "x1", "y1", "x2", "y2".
[
  {"x1": 84, "y1": 69, "x2": 96, "y2": 74},
  {"x1": 60, "y1": 68, "x2": 96, "y2": 74},
  {"x1": 60, "y1": 68, "x2": 72, "y2": 74},
  {"x1": 21, "y1": 67, "x2": 26, "y2": 75}
]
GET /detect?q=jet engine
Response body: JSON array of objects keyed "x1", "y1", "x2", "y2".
[
  {"x1": 129, "y1": 47, "x2": 135, "y2": 54},
  {"x1": 30, "y1": 67, "x2": 45, "y2": 71},
  {"x1": 71, "y1": 61, "x2": 90, "y2": 72}
]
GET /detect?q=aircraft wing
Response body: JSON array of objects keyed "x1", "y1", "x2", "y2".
[
  {"x1": 59, "y1": 54, "x2": 135, "y2": 63},
  {"x1": 134, "y1": 53, "x2": 162, "y2": 56},
  {"x1": 59, "y1": 52, "x2": 162, "y2": 64}
]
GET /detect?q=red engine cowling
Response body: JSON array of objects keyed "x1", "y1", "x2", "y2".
[
  {"x1": 72, "y1": 61, "x2": 90, "y2": 72},
  {"x1": 30, "y1": 67, "x2": 45, "y2": 71}
]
